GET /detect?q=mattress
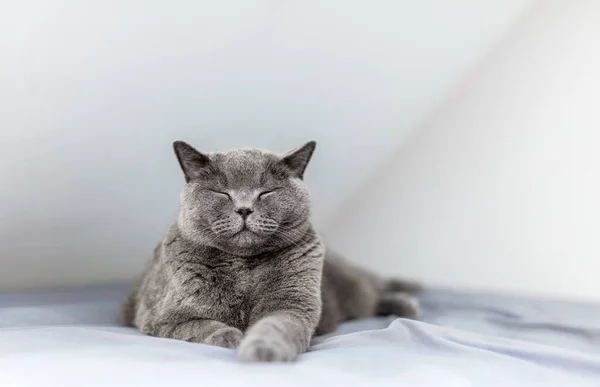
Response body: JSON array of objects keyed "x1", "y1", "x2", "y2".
[{"x1": 1, "y1": 284, "x2": 599, "y2": 387}]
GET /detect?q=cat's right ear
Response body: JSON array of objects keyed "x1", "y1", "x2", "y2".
[{"x1": 173, "y1": 141, "x2": 210, "y2": 182}]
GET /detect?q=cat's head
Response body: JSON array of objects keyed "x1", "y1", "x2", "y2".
[{"x1": 173, "y1": 140, "x2": 316, "y2": 256}]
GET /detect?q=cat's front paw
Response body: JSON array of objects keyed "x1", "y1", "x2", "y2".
[
  {"x1": 237, "y1": 336, "x2": 296, "y2": 362},
  {"x1": 205, "y1": 327, "x2": 244, "y2": 349}
]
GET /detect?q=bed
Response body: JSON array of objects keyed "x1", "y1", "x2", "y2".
[{"x1": 1, "y1": 283, "x2": 599, "y2": 386}]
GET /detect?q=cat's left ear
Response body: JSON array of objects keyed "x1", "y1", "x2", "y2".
[{"x1": 281, "y1": 141, "x2": 316, "y2": 179}]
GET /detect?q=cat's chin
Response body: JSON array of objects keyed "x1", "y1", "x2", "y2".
[{"x1": 231, "y1": 229, "x2": 263, "y2": 248}]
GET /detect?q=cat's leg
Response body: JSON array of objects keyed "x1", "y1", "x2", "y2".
[
  {"x1": 152, "y1": 319, "x2": 244, "y2": 349},
  {"x1": 381, "y1": 278, "x2": 424, "y2": 294},
  {"x1": 238, "y1": 310, "x2": 317, "y2": 362},
  {"x1": 238, "y1": 243, "x2": 323, "y2": 362},
  {"x1": 315, "y1": 290, "x2": 342, "y2": 336},
  {"x1": 376, "y1": 277, "x2": 423, "y2": 319},
  {"x1": 376, "y1": 292, "x2": 421, "y2": 319},
  {"x1": 120, "y1": 276, "x2": 144, "y2": 327},
  {"x1": 120, "y1": 290, "x2": 137, "y2": 327}
]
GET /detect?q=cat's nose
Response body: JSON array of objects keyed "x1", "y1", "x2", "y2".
[{"x1": 235, "y1": 207, "x2": 254, "y2": 219}]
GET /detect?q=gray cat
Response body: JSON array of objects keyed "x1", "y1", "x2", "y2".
[{"x1": 121, "y1": 140, "x2": 421, "y2": 362}]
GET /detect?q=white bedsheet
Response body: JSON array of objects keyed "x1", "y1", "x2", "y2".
[{"x1": 1, "y1": 284, "x2": 599, "y2": 386}]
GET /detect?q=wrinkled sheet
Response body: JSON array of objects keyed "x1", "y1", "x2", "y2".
[{"x1": 1, "y1": 284, "x2": 599, "y2": 386}]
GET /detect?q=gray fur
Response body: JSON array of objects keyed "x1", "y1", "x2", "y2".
[{"x1": 122, "y1": 140, "x2": 421, "y2": 362}]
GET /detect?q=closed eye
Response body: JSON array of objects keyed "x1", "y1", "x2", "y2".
[
  {"x1": 259, "y1": 188, "x2": 282, "y2": 199},
  {"x1": 208, "y1": 189, "x2": 231, "y2": 199}
]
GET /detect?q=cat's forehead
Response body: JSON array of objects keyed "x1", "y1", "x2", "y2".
[{"x1": 210, "y1": 149, "x2": 284, "y2": 187}]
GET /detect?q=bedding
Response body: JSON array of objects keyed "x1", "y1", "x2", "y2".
[{"x1": 1, "y1": 284, "x2": 599, "y2": 386}]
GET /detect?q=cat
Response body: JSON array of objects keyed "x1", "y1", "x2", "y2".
[{"x1": 121, "y1": 140, "x2": 422, "y2": 362}]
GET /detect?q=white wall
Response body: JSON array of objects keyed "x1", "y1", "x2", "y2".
[
  {"x1": 326, "y1": 0, "x2": 600, "y2": 301},
  {"x1": 0, "y1": 1, "x2": 531, "y2": 289}
]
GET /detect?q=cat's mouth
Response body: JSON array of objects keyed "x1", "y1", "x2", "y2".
[
  {"x1": 235, "y1": 227, "x2": 254, "y2": 235},
  {"x1": 237, "y1": 222, "x2": 268, "y2": 236}
]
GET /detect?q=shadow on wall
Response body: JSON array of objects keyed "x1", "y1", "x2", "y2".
[{"x1": 326, "y1": 0, "x2": 600, "y2": 301}]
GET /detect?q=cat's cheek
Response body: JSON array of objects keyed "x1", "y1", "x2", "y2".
[
  {"x1": 257, "y1": 200, "x2": 282, "y2": 219},
  {"x1": 207, "y1": 197, "x2": 232, "y2": 213}
]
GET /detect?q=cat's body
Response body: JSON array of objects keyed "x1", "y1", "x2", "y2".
[
  {"x1": 122, "y1": 141, "x2": 420, "y2": 362},
  {"x1": 318, "y1": 250, "x2": 421, "y2": 335}
]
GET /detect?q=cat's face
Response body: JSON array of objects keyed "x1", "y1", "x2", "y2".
[{"x1": 174, "y1": 141, "x2": 316, "y2": 256}]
